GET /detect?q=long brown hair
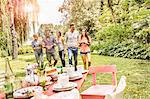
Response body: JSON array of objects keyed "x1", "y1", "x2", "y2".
[{"x1": 81, "y1": 29, "x2": 90, "y2": 43}]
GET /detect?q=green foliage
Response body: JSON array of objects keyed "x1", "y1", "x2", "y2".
[
  {"x1": 135, "y1": 27, "x2": 150, "y2": 43},
  {"x1": 90, "y1": 41, "x2": 100, "y2": 52},
  {"x1": 0, "y1": 0, "x2": 12, "y2": 58},
  {"x1": 97, "y1": 0, "x2": 150, "y2": 42},
  {"x1": 0, "y1": 50, "x2": 9, "y2": 57},
  {"x1": 88, "y1": 0, "x2": 150, "y2": 60},
  {"x1": 96, "y1": 24, "x2": 133, "y2": 42},
  {"x1": 97, "y1": 41, "x2": 150, "y2": 60},
  {"x1": 61, "y1": 0, "x2": 101, "y2": 34},
  {"x1": 0, "y1": 31, "x2": 10, "y2": 57},
  {"x1": 18, "y1": 45, "x2": 33, "y2": 55}
]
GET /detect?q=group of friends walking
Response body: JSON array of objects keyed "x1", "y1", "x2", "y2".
[{"x1": 31, "y1": 23, "x2": 91, "y2": 70}]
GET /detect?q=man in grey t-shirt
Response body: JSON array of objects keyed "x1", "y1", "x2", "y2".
[
  {"x1": 65, "y1": 23, "x2": 79, "y2": 71},
  {"x1": 43, "y1": 30, "x2": 58, "y2": 67}
]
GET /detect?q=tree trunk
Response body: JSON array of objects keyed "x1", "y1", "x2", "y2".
[
  {"x1": 11, "y1": 28, "x2": 18, "y2": 59},
  {"x1": 10, "y1": 0, "x2": 18, "y2": 59}
]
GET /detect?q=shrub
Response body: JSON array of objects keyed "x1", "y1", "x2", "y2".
[
  {"x1": 90, "y1": 41, "x2": 100, "y2": 52},
  {"x1": 96, "y1": 24, "x2": 133, "y2": 43},
  {"x1": 18, "y1": 45, "x2": 33, "y2": 55},
  {"x1": 93, "y1": 41, "x2": 150, "y2": 60},
  {"x1": 0, "y1": 50, "x2": 8, "y2": 57}
]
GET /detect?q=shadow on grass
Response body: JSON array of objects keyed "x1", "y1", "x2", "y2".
[
  {"x1": 25, "y1": 58, "x2": 35, "y2": 62},
  {"x1": 18, "y1": 58, "x2": 35, "y2": 62}
]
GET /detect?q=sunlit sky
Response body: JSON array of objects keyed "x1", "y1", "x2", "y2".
[{"x1": 37, "y1": 0, "x2": 64, "y2": 24}]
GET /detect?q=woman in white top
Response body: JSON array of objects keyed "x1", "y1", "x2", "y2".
[{"x1": 56, "y1": 31, "x2": 66, "y2": 67}]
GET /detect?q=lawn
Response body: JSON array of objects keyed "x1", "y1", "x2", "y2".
[{"x1": 0, "y1": 54, "x2": 149, "y2": 99}]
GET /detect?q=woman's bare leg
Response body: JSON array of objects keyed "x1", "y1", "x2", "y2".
[
  {"x1": 87, "y1": 53, "x2": 91, "y2": 68},
  {"x1": 81, "y1": 54, "x2": 87, "y2": 70}
]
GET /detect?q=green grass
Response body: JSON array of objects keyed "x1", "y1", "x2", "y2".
[
  {"x1": 0, "y1": 54, "x2": 150, "y2": 99},
  {"x1": 81, "y1": 55, "x2": 150, "y2": 99}
]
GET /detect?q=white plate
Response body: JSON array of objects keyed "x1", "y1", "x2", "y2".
[
  {"x1": 69, "y1": 72, "x2": 82, "y2": 78},
  {"x1": 13, "y1": 86, "x2": 43, "y2": 98},
  {"x1": 53, "y1": 86, "x2": 75, "y2": 92},
  {"x1": 69, "y1": 75, "x2": 83, "y2": 81},
  {"x1": 53, "y1": 82, "x2": 77, "y2": 92}
]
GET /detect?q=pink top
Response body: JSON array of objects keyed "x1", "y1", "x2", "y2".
[{"x1": 79, "y1": 36, "x2": 91, "y2": 53}]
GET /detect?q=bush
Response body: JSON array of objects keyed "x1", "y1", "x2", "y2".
[
  {"x1": 18, "y1": 45, "x2": 33, "y2": 55},
  {"x1": 90, "y1": 41, "x2": 100, "y2": 52},
  {"x1": 0, "y1": 50, "x2": 8, "y2": 57},
  {"x1": 96, "y1": 24, "x2": 132, "y2": 43},
  {"x1": 93, "y1": 41, "x2": 150, "y2": 60}
]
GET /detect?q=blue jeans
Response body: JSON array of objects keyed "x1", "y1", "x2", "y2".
[
  {"x1": 34, "y1": 51, "x2": 43, "y2": 66},
  {"x1": 68, "y1": 47, "x2": 78, "y2": 71}
]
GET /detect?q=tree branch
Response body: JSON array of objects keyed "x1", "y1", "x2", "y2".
[{"x1": 107, "y1": 0, "x2": 116, "y2": 23}]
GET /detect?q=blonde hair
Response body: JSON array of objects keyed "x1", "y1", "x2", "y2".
[{"x1": 33, "y1": 34, "x2": 38, "y2": 38}]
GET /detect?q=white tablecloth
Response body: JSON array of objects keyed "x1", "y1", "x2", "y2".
[{"x1": 32, "y1": 88, "x2": 80, "y2": 99}]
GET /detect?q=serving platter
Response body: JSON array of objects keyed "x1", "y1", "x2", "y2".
[{"x1": 13, "y1": 86, "x2": 43, "y2": 98}]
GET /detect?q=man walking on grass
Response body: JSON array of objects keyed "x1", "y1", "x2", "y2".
[
  {"x1": 65, "y1": 23, "x2": 79, "y2": 71},
  {"x1": 43, "y1": 30, "x2": 58, "y2": 67}
]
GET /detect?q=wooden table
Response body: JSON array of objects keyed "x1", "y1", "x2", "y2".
[{"x1": 43, "y1": 72, "x2": 88, "y2": 96}]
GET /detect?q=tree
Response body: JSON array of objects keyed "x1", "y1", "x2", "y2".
[
  {"x1": 0, "y1": 0, "x2": 12, "y2": 57},
  {"x1": 13, "y1": 0, "x2": 28, "y2": 45},
  {"x1": 0, "y1": 0, "x2": 39, "y2": 59},
  {"x1": 60, "y1": 0, "x2": 101, "y2": 35},
  {"x1": 7, "y1": 0, "x2": 18, "y2": 59},
  {"x1": 25, "y1": 0, "x2": 40, "y2": 35}
]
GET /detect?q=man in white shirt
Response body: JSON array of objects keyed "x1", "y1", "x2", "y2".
[{"x1": 65, "y1": 23, "x2": 79, "y2": 71}]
